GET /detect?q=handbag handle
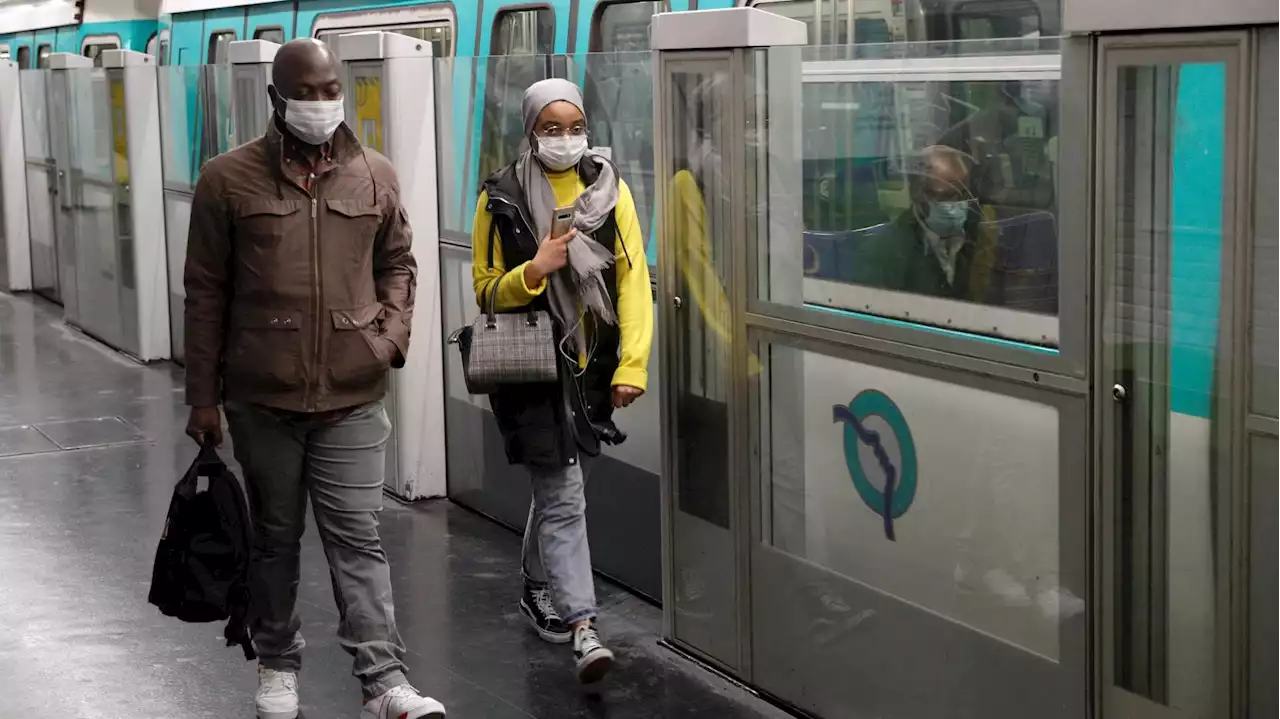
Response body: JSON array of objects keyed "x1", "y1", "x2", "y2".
[{"x1": 484, "y1": 274, "x2": 546, "y2": 330}]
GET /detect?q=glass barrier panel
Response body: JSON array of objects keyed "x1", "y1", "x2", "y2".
[
  {"x1": 19, "y1": 70, "x2": 50, "y2": 160},
  {"x1": 750, "y1": 332, "x2": 1083, "y2": 718},
  {"x1": 158, "y1": 63, "x2": 205, "y2": 190},
  {"x1": 757, "y1": 40, "x2": 1063, "y2": 349},
  {"x1": 1251, "y1": 28, "x2": 1278, "y2": 419}
]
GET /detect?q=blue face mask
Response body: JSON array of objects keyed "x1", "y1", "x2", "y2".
[{"x1": 925, "y1": 200, "x2": 969, "y2": 236}]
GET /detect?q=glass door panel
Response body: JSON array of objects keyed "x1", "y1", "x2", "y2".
[
  {"x1": 660, "y1": 57, "x2": 741, "y2": 668},
  {"x1": 1098, "y1": 35, "x2": 1244, "y2": 719}
]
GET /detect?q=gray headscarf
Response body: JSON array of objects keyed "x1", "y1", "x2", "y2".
[{"x1": 516, "y1": 78, "x2": 621, "y2": 358}]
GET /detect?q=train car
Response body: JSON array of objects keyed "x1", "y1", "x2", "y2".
[{"x1": 0, "y1": 0, "x2": 160, "y2": 68}]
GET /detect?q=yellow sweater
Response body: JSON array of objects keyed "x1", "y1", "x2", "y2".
[{"x1": 471, "y1": 171, "x2": 653, "y2": 391}]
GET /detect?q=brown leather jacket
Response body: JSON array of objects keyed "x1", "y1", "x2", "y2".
[{"x1": 183, "y1": 122, "x2": 416, "y2": 414}]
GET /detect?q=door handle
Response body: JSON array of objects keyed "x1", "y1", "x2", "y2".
[
  {"x1": 1112, "y1": 384, "x2": 1127, "y2": 403},
  {"x1": 673, "y1": 296, "x2": 683, "y2": 310}
]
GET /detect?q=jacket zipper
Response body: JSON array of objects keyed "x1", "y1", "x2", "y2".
[
  {"x1": 308, "y1": 176, "x2": 320, "y2": 412},
  {"x1": 488, "y1": 191, "x2": 574, "y2": 465},
  {"x1": 487, "y1": 193, "x2": 537, "y2": 243}
]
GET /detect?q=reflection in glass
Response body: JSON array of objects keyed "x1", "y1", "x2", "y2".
[
  {"x1": 767, "y1": 43, "x2": 1061, "y2": 346},
  {"x1": 669, "y1": 70, "x2": 733, "y2": 529},
  {"x1": 1110, "y1": 61, "x2": 1226, "y2": 717}
]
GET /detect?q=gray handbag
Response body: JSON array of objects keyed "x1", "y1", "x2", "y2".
[{"x1": 447, "y1": 281, "x2": 559, "y2": 395}]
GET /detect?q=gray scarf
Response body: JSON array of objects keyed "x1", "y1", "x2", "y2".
[{"x1": 517, "y1": 79, "x2": 621, "y2": 356}]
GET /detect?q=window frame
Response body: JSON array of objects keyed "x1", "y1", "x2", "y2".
[
  {"x1": 489, "y1": 4, "x2": 557, "y2": 56},
  {"x1": 588, "y1": 0, "x2": 669, "y2": 53},
  {"x1": 312, "y1": 4, "x2": 459, "y2": 58},
  {"x1": 776, "y1": 51, "x2": 1067, "y2": 350},
  {"x1": 254, "y1": 26, "x2": 286, "y2": 44},
  {"x1": 206, "y1": 29, "x2": 237, "y2": 64},
  {"x1": 81, "y1": 33, "x2": 122, "y2": 66},
  {"x1": 949, "y1": 0, "x2": 1044, "y2": 40},
  {"x1": 156, "y1": 29, "x2": 171, "y2": 66}
]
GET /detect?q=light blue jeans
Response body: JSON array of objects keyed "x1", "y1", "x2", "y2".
[
  {"x1": 521, "y1": 457, "x2": 598, "y2": 625},
  {"x1": 224, "y1": 400, "x2": 409, "y2": 702}
]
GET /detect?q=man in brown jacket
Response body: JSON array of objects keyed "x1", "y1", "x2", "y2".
[{"x1": 182, "y1": 38, "x2": 444, "y2": 719}]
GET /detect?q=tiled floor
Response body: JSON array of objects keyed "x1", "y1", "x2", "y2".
[{"x1": 0, "y1": 291, "x2": 792, "y2": 719}]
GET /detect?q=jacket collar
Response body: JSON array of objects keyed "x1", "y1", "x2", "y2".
[{"x1": 264, "y1": 118, "x2": 364, "y2": 172}]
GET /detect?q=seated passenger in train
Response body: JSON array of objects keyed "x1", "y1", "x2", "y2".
[
  {"x1": 182, "y1": 37, "x2": 444, "y2": 719},
  {"x1": 470, "y1": 77, "x2": 654, "y2": 683},
  {"x1": 854, "y1": 144, "x2": 996, "y2": 301}
]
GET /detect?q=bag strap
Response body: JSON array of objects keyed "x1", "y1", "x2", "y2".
[{"x1": 486, "y1": 216, "x2": 497, "y2": 270}]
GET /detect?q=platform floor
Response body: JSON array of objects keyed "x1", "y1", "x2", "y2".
[{"x1": 0, "y1": 291, "x2": 790, "y2": 719}]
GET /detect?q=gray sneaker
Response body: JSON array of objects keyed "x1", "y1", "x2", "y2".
[{"x1": 572, "y1": 623, "x2": 615, "y2": 683}]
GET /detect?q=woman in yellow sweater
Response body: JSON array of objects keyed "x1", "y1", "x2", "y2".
[{"x1": 470, "y1": 78, "x2": 653, "y2": 684}]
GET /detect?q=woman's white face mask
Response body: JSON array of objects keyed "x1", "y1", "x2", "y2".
[
  {"x1": 535, "y1": 135, "x2": 588, "y2": 171},
  {"x1": 284, "y1": 98, "x2": 345, "y2": 146}
]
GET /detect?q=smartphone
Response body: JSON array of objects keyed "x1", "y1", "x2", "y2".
[{"x1": 551, "y1": 206, "x2": 575, "y2": 238}]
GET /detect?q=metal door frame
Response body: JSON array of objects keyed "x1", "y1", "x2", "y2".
[
  {"x1": 47, "y1": 67, "x2": 79, "y2": 317},
  {"x1": 1092, "y1": 29, "x2": 1256, "y2": 719},
  {"x1": 20, "y1": 70, "x2": 59, "y2": 303},
  {"x1": 656, "y1": 47, "x2": 752, "y2": 675}
]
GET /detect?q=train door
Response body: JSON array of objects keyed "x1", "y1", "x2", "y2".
[
  {"x1": 46, "y1": 54, "x2": 94, "y2": 319},
  {"x1": 1095, "y1": 28, "x2": 1274, "y2": 719},
  {"x1": 19, "y1": 66, "x2": 57, "y2": 301}
]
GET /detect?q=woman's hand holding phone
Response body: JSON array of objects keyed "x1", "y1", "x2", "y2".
[{"x1": 524, "y1": 228, "x2": 576, "y2": 288}]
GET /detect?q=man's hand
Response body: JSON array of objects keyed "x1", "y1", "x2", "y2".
[
  {"x1": 612, "y1": 385, "x2": 644, "y2": 409},
  {"x1": 186, "y1": 406, "x2": 224, "y2": 447},
  {"x1": 524, "y1": 229, "x2": 576, "y2": 288}
]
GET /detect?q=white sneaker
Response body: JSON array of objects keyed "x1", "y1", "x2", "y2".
[
  {"x1": 572, "y1": 623, "x2": 615, "y2": 684},
  {"x1": 360, "y1": 684, "x2": 446, "y2": 719},
  {"x1": 256, "y1": 666, "x2": 299, "y2": 719}
]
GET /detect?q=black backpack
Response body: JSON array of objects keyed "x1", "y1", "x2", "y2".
[{"x1": 147, "y1": 443, "x2": 256, "y2": 660}]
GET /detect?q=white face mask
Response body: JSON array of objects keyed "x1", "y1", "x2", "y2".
[
  {"x1": 535, "y1": 135, "x2": 588, "y2": 171},
  {"x1": 284, "y1": 98, "x2": 345, "y2": 146}
]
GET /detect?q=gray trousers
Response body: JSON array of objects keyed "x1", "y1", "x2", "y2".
[
  {"x1": 224, "y1": 400, "x2": 408, "y2": 701},
  {"x1": 521, "y1": 457, "x2": 598, "y2": 625}
]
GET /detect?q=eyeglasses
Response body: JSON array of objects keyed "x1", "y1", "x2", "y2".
[{"x1": 536, "y1": 125, "x2": 588, "y2": 138}]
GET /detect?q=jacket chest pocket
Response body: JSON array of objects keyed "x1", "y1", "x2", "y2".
[
  {"x1": 324, "y1": 199, "x2": 381, "y2": 259},
  {"x1": 233, "y1": 199, "x2": 305, "y2": 246}
]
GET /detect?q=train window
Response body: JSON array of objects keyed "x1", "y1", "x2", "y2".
[
  {"x1": 208, "y1": 31, "x2": 236, "y2": 64},
  {"x1": 316, "y1": 23, "x2": 454, "y2": 58},
  {"x1": 17, "y1": 46, "x2": 31, "y2": 69},
  {"x1": 951, "y1": 0, "x2": 1042, "y2": 39},
  {"x1": 83, "y1": 35, "x2": 122, "y2": 67},
  {"x1": 146, "y1": 33, "x2": 158, "y2": 58},
  {"x1": 476, "y1": 8, "x2": 558, "y2": 184},
  {"x1": 785, "y1": 52, "x2": 1062, "y2": 345},
  {"x1": 36, "y1": 45, "x2": 51, "y2": 69},
  {"x1": 0, "y1": 45, "x2": 9, "y2": 61},
  {"x1": 314, "y1": 7, "x2": 457, "y2": 59},
  {"x1": 255, "y1": 27, "x2": 286, "y2": 44},
  {"x1": 752, "y1": 0, "x2": 899, "y2": 44},
  {"x1": 492, "y1": 7, "x2": 554, "y2": 56},
  {"x1": 590, "y1": 0, "x2": 666, "y2": 52}
]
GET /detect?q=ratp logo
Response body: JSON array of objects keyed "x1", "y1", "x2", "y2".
[{"x1": 833, "y1": 390, "x2": 918, "y2": 542}]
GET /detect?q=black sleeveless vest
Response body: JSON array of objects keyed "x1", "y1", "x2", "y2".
[{"x1": 479, "y1": 158, "x2": 629, "y2": 469}]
